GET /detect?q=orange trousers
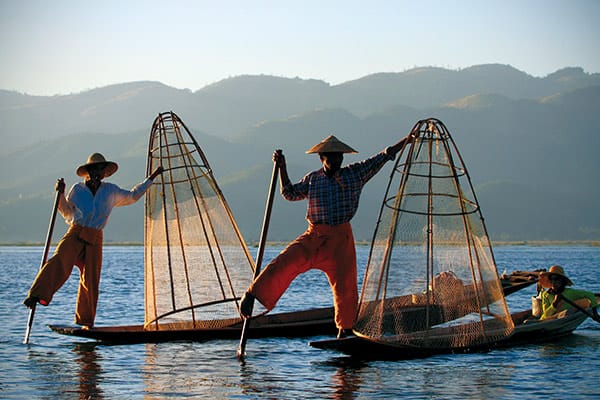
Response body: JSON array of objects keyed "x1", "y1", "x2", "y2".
[
  {"x1": 248, "y1": 222, "x2": 357, "y2": 329},
  {"x1": 27, "y1": 225, "x2": 103, "y2": 326}
]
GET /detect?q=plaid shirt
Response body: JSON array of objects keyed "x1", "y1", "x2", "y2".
[{"x1": 282, "y1": 151, "x2": 392, "y2": 225}]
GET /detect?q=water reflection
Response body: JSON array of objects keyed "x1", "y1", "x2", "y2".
[
  {"x1": 238, "y1": 361, "x2": 276, "y2": 398},
  {"x1": 143, "y1": 342, "x2": 183, "y2": 397},
  {"x1": 24, "y1": 342, "x2": 104, "y2": 399},
  {"x1": 73, "y1": 343, "x2": 104, "y2": 400},
  {"x1": 142, "y1": 341, "x2": 231, "y2": 398},
  {"x1": 329, "y1": 358, "x2": 365, "y2": 399},
  {"x1": 315, "y1": 357, "x2": 367, "y2": 399}
]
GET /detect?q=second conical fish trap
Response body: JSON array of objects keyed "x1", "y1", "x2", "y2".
[
  {"x1": 144, "y1": 111, "x2": 255, "y2": 330},
  {"x1": 355, "y1": 118, "x2": 514, "y2": 350}
]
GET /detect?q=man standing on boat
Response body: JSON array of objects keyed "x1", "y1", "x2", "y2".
[
  {"x1": 240, "y1": 133, "x2": 416, "y2": 338},
  {"x1": 23, "y1": 153, "x2": 163, "y2": 328}
]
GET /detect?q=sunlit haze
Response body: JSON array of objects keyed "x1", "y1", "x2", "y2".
[{"x1": 1, "y1": 0, "x2": 599, "y2": 95}]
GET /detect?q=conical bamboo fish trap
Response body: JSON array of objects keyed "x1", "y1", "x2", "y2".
[
  {"x1": 144, "y1": 111, "x2": 255, "y2": 330},
  {"x1": 355, "y1": 118, "x2": 514, "y2": 350}
]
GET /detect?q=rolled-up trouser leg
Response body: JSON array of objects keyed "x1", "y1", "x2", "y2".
[{"x1": 27, "y1": 226, "x2": 84, "y2": 305}]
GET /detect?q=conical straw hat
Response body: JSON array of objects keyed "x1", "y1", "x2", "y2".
[
  {"x1": 305, "y1": 135, "x2": 358, "y2": 154},
  {"x1": 539, "y1": 265, "x2": 573, "y2": 288},
  {"x1": 76, "y1": 153, "x2": 119, "y2": 178}
]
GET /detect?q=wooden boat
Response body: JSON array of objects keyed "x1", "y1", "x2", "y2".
[
  {"x1": 49, "y1": 307, "x2": 335, "y2": 344},
  {"x1": 310, "y1": 294, "x2": 600, "y2": 359},
  {"x1": 504, "y1": 299, "x2": 599, "y2": 346},
  {"x1": 310, "y1": 118, "x2": 598, "y2": 359},
  {"x1": 48, "y1": 270, "x2": 536, "y2": 343}
]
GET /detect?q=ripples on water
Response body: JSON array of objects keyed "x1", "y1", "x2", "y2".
[{"x1": 1, "y1": 245, "x2": 598, "y2": 399}]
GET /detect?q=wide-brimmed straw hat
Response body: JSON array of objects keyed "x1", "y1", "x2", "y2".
[
  {"x1": 76, "y1": 153, "x2": 118, "y2": 178},
  {"x1": 305, "y1": 135, "x2": 358, "y2": 154},
  {"x1": 539, "y1": 265, "x2": 573, "y2": 288}
]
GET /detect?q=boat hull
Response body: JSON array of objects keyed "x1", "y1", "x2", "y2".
[
  {"x1": 309, "y1": 306, "x2": 595, "y2": 360},
  {"x1": 50, "y1": 307, "x2": 336, "y2": 344}
]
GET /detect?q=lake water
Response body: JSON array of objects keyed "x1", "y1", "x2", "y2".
[{"x1": 1, "y1": 245, "x2": 599, "y2": 399}]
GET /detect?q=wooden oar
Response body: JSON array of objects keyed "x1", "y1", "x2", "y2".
[
  {"x1": 557, "y1": 292, "x2": 600, "y2": 323},
  {"x1": 23, "y1": 178, "x2": 64, "y2": 344},
  {"x1": 237, "y1": 151, "x2": 281, "y2": 360}
]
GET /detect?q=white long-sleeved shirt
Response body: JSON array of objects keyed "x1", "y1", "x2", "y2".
[{"x1": 58, "y1": 178, "x2": 152, "y2": 230}]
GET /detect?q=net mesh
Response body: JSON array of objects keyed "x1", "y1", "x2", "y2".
[
  {"x1": 355, "y1": 118, "x2": 514, "y2": 349},
  {"x1": 144, "y1": 111, "x2": 255, "y2": 330}
]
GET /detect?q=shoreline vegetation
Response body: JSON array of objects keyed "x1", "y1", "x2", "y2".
[{"x1": 2, "y1": 240, "x2": 599, "y2": 247}]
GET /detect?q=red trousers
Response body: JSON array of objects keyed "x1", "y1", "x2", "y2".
[
  {"x1": 248, "y1": 222, "x2": 358, "y2": 329},
  {"x1": 27, "y1": 224, "x2": 103, "y2": 326}
]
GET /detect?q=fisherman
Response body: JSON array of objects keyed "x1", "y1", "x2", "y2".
[
  {"x1": 23, "y1": 153, "x2": 163, "y2": 328},
  {"x1": 240, "y1": 133, "x2": 416, "y2": 338},
  {"x1": 538, "y1": 265, "x2": 597, "y2": 320}
]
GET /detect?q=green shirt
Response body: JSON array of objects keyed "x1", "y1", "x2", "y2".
[{"x1": 540, "y1": 287, "x2": 598, "y2": 320}]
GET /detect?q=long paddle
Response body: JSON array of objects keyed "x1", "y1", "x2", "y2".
[
  {"x1": 237, "y1": 151, "x2": 281, "y2": 360},
  {"x1": 23, "y1": 178, "x2": 64, "y2": 344},
  {"x1": 557, "y1": 292, "x2": 600, "y2": 323}
]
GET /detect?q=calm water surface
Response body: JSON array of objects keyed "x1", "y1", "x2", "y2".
[{"x1": 1, "y1": 245, "x2": 599, "y2": 399}]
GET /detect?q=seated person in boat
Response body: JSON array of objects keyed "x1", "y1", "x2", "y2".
[
  {"x1": 240, "y1": 133, "x2": 416, "y2": 339},
  {"x1": 538, "y1": 265, "x2": 597, "y2": 320},
  {"x1": 23, "y1": 153, "x2": 163, "y2": 328}
]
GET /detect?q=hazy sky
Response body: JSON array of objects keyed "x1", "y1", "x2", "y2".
[{"x1": 1, "y1": 0, "x2": 599, "y2": 95}]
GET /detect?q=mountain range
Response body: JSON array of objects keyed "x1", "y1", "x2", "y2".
[{"x1": 1, "y1": 64, "x2": 599, "y2": 244}]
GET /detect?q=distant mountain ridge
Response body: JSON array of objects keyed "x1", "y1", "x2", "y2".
[
  {"x1": 1, "y1": 64, "x2": 598, "y2": 243},
  {"x1": 2, "y1": 64, "x2": 599, "y2": 153}
]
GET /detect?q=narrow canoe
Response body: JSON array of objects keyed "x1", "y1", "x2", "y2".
[
  {"x1": 50, "y1": 306, "x2": 335, "y2": 344},
  {"x1": 309, "y1": 295, "x2": 599, "y2": 360}
]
